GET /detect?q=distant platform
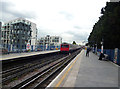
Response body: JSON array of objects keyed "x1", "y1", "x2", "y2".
[{"x1": 0, "y1": 50, "x2": 60, "y2": 61}]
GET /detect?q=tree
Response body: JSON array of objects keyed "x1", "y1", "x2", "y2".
[
  {"x1": 88, "y1": 2, "x2": 120, "y2": 49},
  {"x1": 72, "y1": 41, "x2": 76, "y2": 45}
]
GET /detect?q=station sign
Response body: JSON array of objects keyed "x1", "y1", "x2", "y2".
[{"x1": 26, "y1": 42, "x2": 30, "y2": 50}]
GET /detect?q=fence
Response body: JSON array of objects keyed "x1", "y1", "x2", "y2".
[
  {"x1": 97, "y1": 48, "x2": 120, "y2": 66},
  {"x1": 6, "y1": 45, "x2": 60, "y2": 53}
]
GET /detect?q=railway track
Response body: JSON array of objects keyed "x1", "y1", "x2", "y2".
[
  {"x1": 12, "y1": 49, "x2": 81, "y2": 89},
  {"x1": 11, "y1": 55, "x2": 69, "y2": 89},
  {"x1": 2, "y1": 49, "x2": 81, "y2": 89},
  {"x1": 2, "y1": 53, "x2": 67, "y2": 86}
]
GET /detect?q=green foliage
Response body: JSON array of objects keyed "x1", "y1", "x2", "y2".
[
  {"x1": 88, "y1": 2, "x2": 120, "y2": 49},
  {"x1": 72, "y1": 41, "x2": 76, "y2": 45}
]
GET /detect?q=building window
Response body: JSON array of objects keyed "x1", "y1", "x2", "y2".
[
  {"x1": 23, "y1": 20, "x2": 25, "y2": 22},
  {"x1": 2, "y1": 32, "x2": 3, "y2": 37}
]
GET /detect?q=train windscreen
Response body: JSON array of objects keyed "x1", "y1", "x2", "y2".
[{"x1": 61, "y1": 45, "x2": 69, "y2": 48}]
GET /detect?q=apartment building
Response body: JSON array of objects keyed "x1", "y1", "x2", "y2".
[
  {"x1": 38, "y1": 35, "x2": 62, "y2": 47},
  {"x1": 1, "y1": 18, "x2": 37, "y2": 52},
  {"x1": 50, "y1": 36, "x2": 62, "y2": 46}
]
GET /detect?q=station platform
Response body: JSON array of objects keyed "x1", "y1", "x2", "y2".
[
  {"x1": 47, "y1": 50, "x2": 119, "y2": 88},
  {"x1": 0, "y1": 50, "x2": 60, "y2": 61}
]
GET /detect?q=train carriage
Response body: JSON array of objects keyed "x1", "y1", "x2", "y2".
[
  {"x1": 60, "y1": 43, "x2": 81, "y2": 53},
  {"x1": 60, "y1": 43, "x2": 70, "y2": 52}
]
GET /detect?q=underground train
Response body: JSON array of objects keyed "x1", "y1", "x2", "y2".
[{"x1": 60, "y1": 43, "x2": 80, "y2": 53}]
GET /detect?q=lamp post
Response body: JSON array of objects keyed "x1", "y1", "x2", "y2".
[{"x1": 95, "y1": 44, "x2": 97, "y2": 54}]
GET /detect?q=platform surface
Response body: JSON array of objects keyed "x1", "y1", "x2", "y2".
[
  {"x1": 0, "y1": 50, "x2": 60, "y2": 60},
  {"x1": 47, "y1": 50, "x2": 119, "y2": 88}
]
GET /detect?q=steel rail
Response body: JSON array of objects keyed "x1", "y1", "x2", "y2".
[
  {"x1": 2, "y1": 54, "x2": 66, "y2": 85},
  {"x1": 11, "y1": 49, "x2": 81, "y2": 89},
  {"x1": 10, "y1": 55, "x2": 69, "y2": 89}
]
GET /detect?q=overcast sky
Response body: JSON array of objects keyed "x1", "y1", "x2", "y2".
[{"x1": 0, "y1": 0, "x2": 109, "y2": 44}]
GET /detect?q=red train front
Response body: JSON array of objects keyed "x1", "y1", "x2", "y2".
[{"x1": 60, "y1": 43, "x2": 70, "y2": 52}]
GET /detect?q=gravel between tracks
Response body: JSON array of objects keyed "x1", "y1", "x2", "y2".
[{"x1": 3, "y1": 55, "x2": 68, "y2": 88}]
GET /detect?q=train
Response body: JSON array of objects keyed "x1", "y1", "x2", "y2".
[{"x1": 60, "y1": 43, "x2": 81, "y2": 53}]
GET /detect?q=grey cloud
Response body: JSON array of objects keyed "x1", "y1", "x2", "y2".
[
  {"x1": 37, "y1": 29, "x2": 48, "y2": 38},
  {"x1": 66, "y1": 31, "x2": 88, "y2": 43},
  {"x1": 0, "y1": 1, "x2": 36, "y2": 22},
  {"x1": 37, "y1": 27, "x2": 55, "y2": 39},
  {"x1": 74, "y1": 26, "x2": 81, "y2": 29},
  {"x1": 59, "y1": 11, "x2": 74, "y2": 20},
  {"x1": 73, "y1": 25, "x2": 92, "y2": 30}
]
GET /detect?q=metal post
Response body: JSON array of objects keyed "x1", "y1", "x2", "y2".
[
  {"x1": 101, "y1": 42, "x2": 103, "y2": 53},
  {"x1": 96, "y1": 44, "x2": 97, "y2": 54},
  {"x1": 101, "y1": 39, "x2": 104, "y2": 53}
]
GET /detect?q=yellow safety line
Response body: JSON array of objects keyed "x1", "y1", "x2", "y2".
[{"x1": 55, "y1": 55, "x2": 79, "y2": 88}]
